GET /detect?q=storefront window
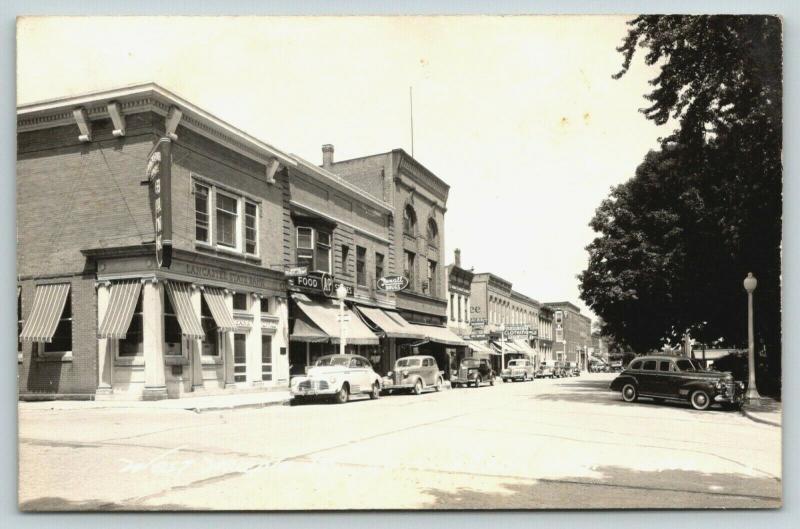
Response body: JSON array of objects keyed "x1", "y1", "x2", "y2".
[
  {"x1": 119, "y1": 292, "x2": 144, "y2": 356},
  {"x1": 200, "y1": 296, "x2": 219, "y2": 356},
  {"x1": 356, "y1": 246, "x2": 367, "y2": 286},
  {"x1": 215, "y1": 192, "x2": 239, "y2": 248},
  {"x1": 164, "y1": 291, "x2": 182, "y2": 356},
  {"x1": 261, "y1": 335, "x2": 273, "y2": 381},
  {"x1": 44, "y1": 292, "x2": 72, "y2": 353},
  {"x1": 234, "y1": 333, "x2": 247, "y2": 382}
]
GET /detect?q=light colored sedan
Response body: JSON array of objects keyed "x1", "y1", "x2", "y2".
[
  {"x1": 501, "y1": 359, "x2": 536, "y2": 382},
  {"x1": 290, "y1": 354, "x2": 382, "y2": 404},
  {"x1": 382, "y1": 355, "x2": 444, "y2": 395}
]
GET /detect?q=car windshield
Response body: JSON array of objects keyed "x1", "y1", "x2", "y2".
[
  {"x1": 508, "y1": 360, "x2": 522, "y2": 367},
  {"x1": 396, "y1": 358, "x2": 422, "y2": 368},
  {"x1": 314, "y1": 355, "x2": 350, "y2": 367},
  {"x1": 675, "y1": 359, "x2": 705, "y2": 372},
  {"x1": 461, "y1": 359, "x2": 480, "y2": 367}
]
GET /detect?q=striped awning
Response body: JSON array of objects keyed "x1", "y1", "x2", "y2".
[
  {"x1": 20, "y1": 283, "x2": 70, "y2": 343},
  {"x1": 165, "y1": 281, "x2": 205, "y2": 339},
  {"x1": 98, "y1": 280, "x2": 142, "y2": 339},
  {"x1": 466, "y1": 340, "x2": 499, "y2": 356},
  {"x1": 291, "y1": 295, "x2": 380, "y2": 345},
  {"x1": 356, "y1": 306, "x2": 425, "y2": 340},
  {"x1": 202, "y1": 286, "x2": 237, "y2": 332}
]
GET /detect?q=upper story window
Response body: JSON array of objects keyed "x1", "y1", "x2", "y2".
[
  {"x1": 375, "y1": 252, "x2": 384, "y2": 283},
  {"x1": 426, "y1": 218, "x2": 439, "y2": 246},
  {"x1": 404, "y1": 251, "x2": 415, "y2": 290},
  {"x1": 424, "y1": 259, "x2": 437, "y2": 296},
  {"x1": 403, "y1": 205, "x2": 417, "y2": 237},
  {"x1": 233, "y1": 293, "x2": 248, "y2": 311},
  {"x1": 356, "y1": 246, "x2": 367, "y2": 287},
  {"x1": 296, "y1": 226, "x2": 332, "y2": 273},
  {"x1": 194, "y1": 178, "x2": 259, "y2": 257}
]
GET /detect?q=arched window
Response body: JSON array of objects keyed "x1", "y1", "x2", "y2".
[
  {"x1": 426, "y1": 218, "x2": 439, "y2": 245},
  {"x1": 403, "y1": 204, "x2": 417, "y2": 237}
]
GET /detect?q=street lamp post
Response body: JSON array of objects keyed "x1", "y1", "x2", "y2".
[
  {"x1": 336, "y1": 283, "x2": 349, "y2": 355},
  {"x1": 743, "y1": 272, "x2": 761, "y2": 403},
  {"x1": 499, "y1": 323, "x2": 506, "y2": 375}
]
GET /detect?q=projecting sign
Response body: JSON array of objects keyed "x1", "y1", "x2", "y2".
[
  {"x1": 285, "y1": 266, "x2": 308, "y2": 277},
  {"x1": 147, "y1": 138, "x2": 173, "y2": 269},
  {"x1": 377, "y1": 275, "x2": 409, "y2": 292},
  {"x1": 289, "y1": 271, "x2": 354, "y2": 298}
]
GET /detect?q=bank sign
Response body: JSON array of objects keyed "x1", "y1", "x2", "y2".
[
  {"x1": 147, "y1": 138, "x2": 173, "y2": 269},
  {"x1": 290, "y1": 271, "x2": 354, "y2": 298}
]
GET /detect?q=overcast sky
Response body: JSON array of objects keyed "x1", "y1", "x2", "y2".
[{"x1": 17, "y1": 16, "x2": 668, "y2": 320}]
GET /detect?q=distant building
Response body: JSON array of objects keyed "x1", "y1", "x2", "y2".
[
  {"x1": 544, "y1": 301, "x2": 591, "y2": 369},
  {"x1": 445, "y1": 249, "x2": 473, "y2": 339}
]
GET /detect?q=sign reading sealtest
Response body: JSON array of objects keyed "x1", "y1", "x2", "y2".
[{"x1": 377, "y1": 275, "x2": 409, "y2": 292}]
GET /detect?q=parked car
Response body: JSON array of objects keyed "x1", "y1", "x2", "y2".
[
  {"x1": 290, "y1": 354, "x2": 382, "y2": 404},
  {"x1": 566, "y1": 361, "x2": 581, "y2": 376},
  {"x1": 382, "y1": 355, "x2": 444, "y2": 395},
  {"x1": 536, "y1": 361, "x2": 556, "y2": 378},
  {"x1": 609, "y1": 355, "x2": 745, "y2": 411},
  {"x1": 501, "y1": 359, "x2": 535, "y2": 382},
  {"x1": 452, "y1": 358, "x2": 495, "y2": 388},
  {"x1": 553, "y1": 361, "x2": 569, "y2": 378}
]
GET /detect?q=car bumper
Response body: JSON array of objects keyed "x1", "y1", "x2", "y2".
[
  {"x1": 381, "y1": 381, "x2": 416, "y2": 390},
  {"x1": 290, "y1": 382, "x2": 338, "y2": 397}
]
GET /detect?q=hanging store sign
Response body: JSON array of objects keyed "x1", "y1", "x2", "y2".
[
  {"x1": 147, "y1": 138, "x2": 173, "y2": 269},
  {"x1": 289, "y1": 271, "x2": 354, "y2": 298},
  {"x1": 284, "y1": 266, "x2": 308, "y2": 277},
  {"x1": 377, "y1": 275, "x2": 409, "y2": 292}
]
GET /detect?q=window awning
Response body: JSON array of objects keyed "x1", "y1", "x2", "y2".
[
  {"x1": 408, "y1": 324, "x2": 468, "y2": 347},
  {"x1": 291, "y1": 295, "x2": 379, "y2": 345},
  {"x1": 290, "y1": 309, "x2": 330, "y2": 343},
  {"x1": 356, "y1": 306, "x2": 425, "y2": 340},
  {"x1": 512, "y1": 339, "x2": 537, "y2": 356},
  {"x1": 98, "y1": 280, "x2": 142, "y2": 339},
  {"x1": 466, "y1": 340, "x2": 499, "y2": 356},
  {"x1": 202, "y1": 286, "x2": 237, "y2": 332},
  {"x1": 165, "y1": 281, "x2": 205, "y2": 339},
  {"x1": 20, "y1": 283, "x2": 70, "y2": 343}
]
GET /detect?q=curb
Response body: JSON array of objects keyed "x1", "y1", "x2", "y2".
[
  {"x1": 740, "y1": 408, "x2": 781, "y2": 427},
  {"x1": 188, "y1": 398, "x2": 292, "y2": 414}
]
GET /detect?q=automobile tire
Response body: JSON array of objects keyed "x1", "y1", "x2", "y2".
[
  {"x1": 621, "y1": 383, "x2": 638, "y2": 403},
  {"x1": 413, "y1": 379, "x2": 423, "y2": 395},
  {"x1": 474, "y1": 376, "x2": 482, "y2": 388},
  {"x1": 369, "y1": 382, "x2": 381, "y2": 400},
  {"x1": 335, "y1": 384, "x2": 349, "y2": 404},
  {"x1": 434, "y1": 377, "x2": 443, "y2": 392},
  {"x1": 490, "y1": 377, "x2": 495, "y2": 386},
  {"x1": 502, "y1": 378, "x2": 508, "y2": 383},
  {"x1": 690, "y1": 390, "x2": 711, "y2": 411},
  {"x1": 290, "y1": 397, "x2": 304, "y2": 406}
]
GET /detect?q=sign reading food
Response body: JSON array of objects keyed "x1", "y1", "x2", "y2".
[{"x1": 377, "y1": 275, "x2": 409, "y2": 292}]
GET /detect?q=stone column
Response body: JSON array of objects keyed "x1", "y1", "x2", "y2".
[
  {"x1": 223, "y1": 290, "x2": 236, "y2": 388},
  {"x1": 96, "y1": 282, "x2": 114, "y2": 398},
  {"x1": 275, "y1": 297, "x2": 290, "y2": 385},
  {"x1": 190, "y1": 285, "x2": 204, "y2": 391},
  {"x1": 247, "y1": 293, "x2": 262, "y2": 385},
  {"x1": 142, "y1": 279, "x2": 167, "y2": 400}
]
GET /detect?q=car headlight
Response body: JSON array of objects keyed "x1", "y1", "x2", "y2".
[
  {"x1": 327, "y1": 376, "x2": 337, "y2": 384},
  {"x1": 387, "y1": 371, "x2": 394, "y2": 377},
  {"x1": 401, "y1": 370, "x2": 409, "y2": 378}
]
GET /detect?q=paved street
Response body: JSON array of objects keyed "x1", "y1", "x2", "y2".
[{"x1": 18, "y1": 373, "x2": 781, "y2": 510}]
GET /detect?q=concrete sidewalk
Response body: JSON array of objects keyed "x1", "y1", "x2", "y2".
[
  {"x1": 741, "y1": 397, "x2": 782, "y2": 427},
  {"x1": 18, "y1": 390, "x2": 291, "y2": 414}
]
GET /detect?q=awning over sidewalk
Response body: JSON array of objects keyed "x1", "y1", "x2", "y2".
[
  {"x1": 356, "y1": 306, "x2": 425, "y2": 340},
  {"x1": 408, "y1": 324, "x2": 469, "y2": 347},
  {"x1": 98, "y1": 280, "x2": 142, "y2": 339},
  {"x1": 165, "y1": 281, "x2": 205, "y2": 339},
  {"x1": 466, "y1": 340, "x2": 499, "y2": 356},
  {"x1": 202, "y1": 286, "x2": 237, "y2": 332},
  {"x1": 512, "y1": 339, "x2": 537, "y2": 357},
  {"x1": 20, "y1": 283, "x2": 70, "y2": 343},
  {"x1": 291, "y1": 295, "x2": 379, "y2": 345}
]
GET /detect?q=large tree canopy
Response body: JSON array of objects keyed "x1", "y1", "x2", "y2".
[{"x1": 580, "y1": 16, "x2": 782, "y2": 374}]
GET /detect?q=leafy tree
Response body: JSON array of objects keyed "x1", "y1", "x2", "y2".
[{"x1": 581, "y1": 16, "x2": 782, "y2": 388}]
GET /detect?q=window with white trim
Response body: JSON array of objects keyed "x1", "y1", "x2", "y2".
[
  {"x1": 193, "y1": 178, "x2": 260, "y2": 257},
  {"x1": 261, "y1": 335, "x2": 273, "y2": 381},
  {"x1": 296, "y1": 226, "x2": 332, "y2": 273},
  {"x1": 43, "y1": 292, "x2": 72, "y2": 354},
  {"x1": 356, "y1": 246, "x2": 367, "y2": 287},
  {"x1": 200, "y1": 296, "x2": 220, "y2": 357},
  {"x1": 163, "y1": 291, "x2": 183, "y2": 356},
  {"x1": 119, "y1": 291, "x2": 144, "y2": 357}
]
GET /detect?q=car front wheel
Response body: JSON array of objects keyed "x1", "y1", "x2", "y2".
[
  {"x1": 474, "y1": 376, "x2": 482, "y2": 388},
  {"x1": 335, "y1": 384, "x2": 349, "y2": 404},
  {"x1": 413, "y1": 379, "x2": 423, "y2": 395},
  {"x1": 690, "y1": 390, "x2": 711, "y2": 410},
  {"x1": 621, "y1": 383, "x2": 638, "y2": 403},
  {"x1": 434, "y1": 377, "x2": 443, "y2": 392},
  {"x1": 369, "y1": 382, "x2": 381, "y2": 400}
]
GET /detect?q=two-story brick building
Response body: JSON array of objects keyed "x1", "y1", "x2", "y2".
[
  {"x1": 544, "y1": 301, "x2": 592, "y2": 370},
  {"x1": 17, "y1": 84, "x2": 295, "y2": 400}
]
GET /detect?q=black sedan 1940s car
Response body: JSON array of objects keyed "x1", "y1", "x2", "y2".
[
  {"x1": 452, "y1": 358, "x2": 495, "y2": 388},
  {"x1": 609, "y1": 356, "x2": 745, "y2": 411}
]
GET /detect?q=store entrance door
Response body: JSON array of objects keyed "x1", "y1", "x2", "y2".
[{"x1": 234, "y1": 333, "x2": 247, "y2": 383}]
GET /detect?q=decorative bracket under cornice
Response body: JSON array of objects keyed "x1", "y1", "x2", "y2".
[
  {"x1": 107, "y1": 101, "x2": 126, "y2": 137},
  {"x1": 73, "y1": 107, "x2": 92, "y2": 142},
  {"x1": 266, "y1": 158, "x2": 281, "y2": 184},
  {"x1": 165, "y1": 106, "x2": 183, "y2": 141}
]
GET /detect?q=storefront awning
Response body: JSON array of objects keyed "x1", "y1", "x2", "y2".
[
  {"x1": 512, "y1": 339, "x2": 537, "y2": 357},
  {"x1": 20, "y1": 283, "x2": 70, "y2": 343},
  {"x1": 165, "y1": 281, "x2": 205, "y2": 339},
  {"x1": 356, "y1": 306, "x2": 425, "y2": 340},
  {"x1": 98, "y1": 280, "x2": 142, "y2": 339},
  {"x1": 290, "y1": 309, "x2": 330, "y2": 343},
  {"x1": 291, "y1": 295, "x2": 380, "y2": 345},
  {"x1": 202, "y1": 286, "x2": 237, "y2": 332},
  {"x1": 466, "y1": 340, "x2": 499, "y2": 356},
  {"x1": 408, "y1": 324, "x2": 469, "y2": 347}
]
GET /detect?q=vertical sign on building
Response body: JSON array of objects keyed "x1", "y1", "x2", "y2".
[{"x1": 147, "y1": 137, "x2": 173, "y2": 268}]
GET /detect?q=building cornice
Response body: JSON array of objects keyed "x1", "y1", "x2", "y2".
[
  {"x1": 17, "y1": 82, "x2": 297, "y2": 172},
  {"x1": 393, "y1": 149, "x2": 450, "y2": 204}
]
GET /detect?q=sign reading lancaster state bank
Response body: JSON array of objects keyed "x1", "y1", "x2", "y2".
[{"x1": 182, "y1": 263, "x2": 269, "y2": 290}]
